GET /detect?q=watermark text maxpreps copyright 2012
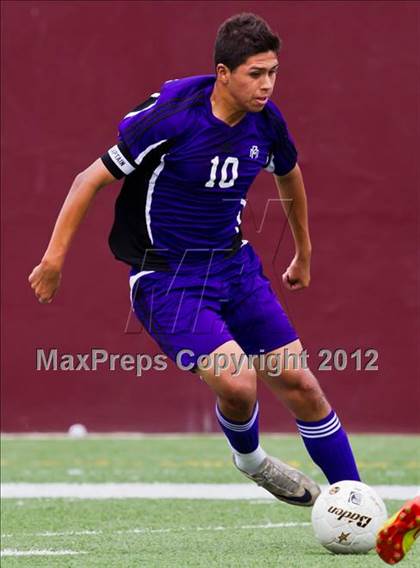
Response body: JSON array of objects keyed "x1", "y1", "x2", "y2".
[{"x1": 36, "y1": 347, "x2": 378, "y2": 378}]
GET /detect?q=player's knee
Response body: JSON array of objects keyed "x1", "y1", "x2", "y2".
[
  {"x1": 218, "y1": 368, "x2": 257, "y2": 413},
  {"x1": 281, "y1": 368, "x2": 322, "y2": 399}
]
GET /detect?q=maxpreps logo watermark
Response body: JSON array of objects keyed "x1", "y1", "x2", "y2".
[{"x1": 36, "y1": 347, "x2": 379, "y2": 378}]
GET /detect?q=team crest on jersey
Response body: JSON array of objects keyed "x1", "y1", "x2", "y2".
[{"x1": 249, "y1": 145, "x2": 259, "y2": 159}]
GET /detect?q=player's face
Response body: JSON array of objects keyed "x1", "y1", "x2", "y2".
[{"x1": 228, "y1": 51, "x2": 279, "y2": 112}]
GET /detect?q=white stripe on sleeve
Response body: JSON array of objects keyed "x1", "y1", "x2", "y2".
[
  {"x1": 135, "y1": 139, "x2": 168, "y2": 166},
  {"x1": 124, "y1": 93, "x2": 160, "y2": 118}
]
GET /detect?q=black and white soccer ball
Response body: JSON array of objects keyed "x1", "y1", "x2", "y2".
[{"x1": 311, "y1": 480, "x2": 388, "y2": 554}]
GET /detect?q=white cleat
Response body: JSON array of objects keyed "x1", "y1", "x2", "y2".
[{"x1": 234, "y1": 455, "x2": 320, "y2": 506}]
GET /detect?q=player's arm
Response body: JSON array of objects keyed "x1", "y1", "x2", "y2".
[
  {"x1": 274, "y1": 163, "x2": 312, "y2": 290},
  {"x1": 28, "y1": 159, "x2": 117, "y2": 303}
]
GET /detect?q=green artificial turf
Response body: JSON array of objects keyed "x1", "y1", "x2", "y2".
[
  {"x1": 2, "y1": 498, "x2": 418, "y2": 568},
  {"x1": 1, "y1": 435, "x2": 419, "y2": 567},
  {"x1": 1, "y1": 435, "x2": 419, "y2": 485}
]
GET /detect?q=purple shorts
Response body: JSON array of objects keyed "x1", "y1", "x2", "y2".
[{"x1": 131, "y1": 244, "x2": 298, "y2": 368}]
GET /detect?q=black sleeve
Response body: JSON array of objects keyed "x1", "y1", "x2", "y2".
[{"x1": 101, "y1": 141, "x2": 137, "y2": 179}]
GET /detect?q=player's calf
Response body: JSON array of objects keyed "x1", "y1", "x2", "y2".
[
  {"x1": 257, "y1": 344, "x2": 361, "y2": 484},
  {"x1": 268, "y1": 367, "x2": 330, "y2": 421}
]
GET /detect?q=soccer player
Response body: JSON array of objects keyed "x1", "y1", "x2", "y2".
[
  {"x1": 29, "y1": 13, "x2": 361, "y2": 505},
  {"x1": 376, "y1": 497, "x2": 420, "y2": 564}
]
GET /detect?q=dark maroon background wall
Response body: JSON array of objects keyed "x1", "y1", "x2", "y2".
[{"x1": 1, "y1": 1, "x2": 419, "y2": 432}]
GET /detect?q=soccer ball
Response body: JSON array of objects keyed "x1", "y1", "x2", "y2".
[{"x1": 311, "y1": 480, "x2": 388, "y2": 554}]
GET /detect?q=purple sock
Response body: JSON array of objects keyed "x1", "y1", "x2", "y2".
[
  {"x1": 215, "y1": 402, "x2": 259, "y2": 454},
  {"x1": 296, "y1": 410, "x2": 361, "y2": 484}
]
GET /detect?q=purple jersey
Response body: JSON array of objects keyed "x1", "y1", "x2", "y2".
[{"x1": 101, "y1": 75, "x2": 297, "y2": 271}]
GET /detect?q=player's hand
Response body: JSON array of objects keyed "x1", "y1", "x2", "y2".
[
  {"x1": 28, "y1": 261, "x2": 62, "y2": 303},
  {"x1": 282, "y1": 255, "x2": 311, "y2": 291}
]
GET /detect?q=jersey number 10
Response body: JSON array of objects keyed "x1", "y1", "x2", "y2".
[{"x1": 205, "y1": 156, "x2": 239, "y2": 189}]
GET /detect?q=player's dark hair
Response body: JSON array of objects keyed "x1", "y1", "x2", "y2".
[{"x1": 214, "y1": 13, "x2": 281, "y2": 71}]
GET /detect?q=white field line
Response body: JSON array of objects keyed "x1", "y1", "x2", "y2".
[
  {"x1": 1, "y1": 522, "x2": 310, "y2": 540},
  {"x1": 1, "y1": 483, "x2": 418, "y2": 500},
  {"x1": 1, "y1": 549, "x2": 86, "y2": 557}
]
